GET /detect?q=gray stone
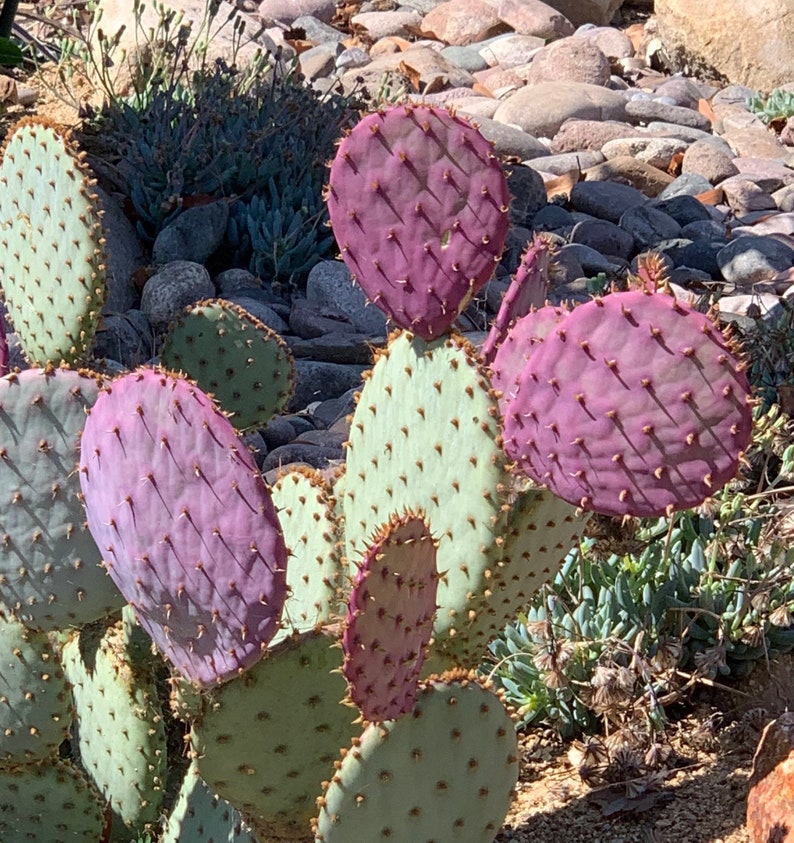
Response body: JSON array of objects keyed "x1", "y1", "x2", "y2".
[
  {"x1": 261, "y1": 416, "x2": 299, "y2": 450},
  {"x1": 506, "y1": 166, "x2": 548, "y2": 225},
  {"x1": 570, "y1": 180, "x2": 647, "y2": 223},
  {"x1": 226, "y1": 296, "x2": 290, "y2": 334},
  {"x1": 657, "y1": 173, "x2": 713, "y2": 199},
  {"x1": 463, "y1": 114, "x2": 549, "y2": 160},
  {"x1": 261, "y1": 443, "x2": 344, "y2": 474},
  {"x1": 140, "y1": 261, "x2": 215, "y2": 332},
  {"x1": 258, "y1": 0, "x2": 336, "y2": 25},
  {"x1": 624, "y1": 97, "x2": 712, "y2": 132},
  {"x1": 306, "y1": 260, "x2": 388, "y2": 335},
  {"x1": 652, "y1": 194, "x2": 712, "y2": 226},
  {"x1": 717, "y1": 235, "x2": 794, "y2": 285},
  {"x1": 681, "y1": 219, "x2": 729, "y2": 240},
  {"x1": 558, "y1": 243, "x2": 626, "y2": 275},
  {"x1": 289, "y1": 298, "x2": 352, "y2": 339},
  {"x1": 286, "y1": 332, "x2": 380, "y2": 364},
  {"x1": 618, "y1": 205, "x2": 682, "y2": 250},
  {"x1": 526, "y1": 36, "x2": 611, "y2": 86},
  {"x1": 440, "y1": 45, "x2": 489, "y2": 73},
  {"x1": 351, "y1": 9, "x2": 423, "y2": 39},
  {"x1": 477, "y1": 33, "x2": 544, "y2": 68},
  {"x1": 681, "y1": 138, "x2": 739, "y2": 184},
  {"x1": 152, "y1": 201, "x2": 229, "y2": 265},
  {"x1": 93, "y1": 310, "x2": 154, "y2": 368},
  {"x1": 293, "y1": 15, "x2": 346, "y2": 43},
  {"x1": 290, "y1": 361, "x2": 367, "y2": 411},
  {"x1": 310, "y1": 388, "x2": 358, "y2": 428},
  {"x1": 659, "y1": 238, "x2": 726, "y2": 276},
  {"x1": 214, "y1": 268, "x2": 262, "y2": 297},
  {"x1": 531, "y1": 203, "x2": 575, "y2": 232},
  {"x1": 524, "y1": 150, "x2": 605, "y2": 174},
  {"x1": 570, "y1": 218, "x2": 635, "y2": 260}
]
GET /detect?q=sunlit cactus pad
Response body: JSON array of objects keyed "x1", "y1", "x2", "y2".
[
  {"x1": 0, "y1": 614, "x2": 72, "y2": 764},
  {"x1": 313, "y1": 672, "x2": 518, "y2": 843},
  {"x1": 161, "y1": 298, "x2": 295, "y2": 432},
  {"x1": 0, "y1": 117, "x2": 106, "y2": 366},
  {"x1": 0, "y1": 758, "x2": 105, "y2": 841},
  {"x1": 189, "y1": 629, "x2": 358, "y2": 840},
  {"x1": 343, "y1": 511, "x2": 438, "y2": 722},
  {"x1": 79, "y1": 368, "x2": 288, "y2": 686},
  {"x1": 0, "y1": 366, "x2": 124, "y2": 630},
  {"x1": 326, "y1": 104, "x2": 509, "y2": 339},
  {"x1": 503, "y1": 290, "x2": 754, "y2": 517}
]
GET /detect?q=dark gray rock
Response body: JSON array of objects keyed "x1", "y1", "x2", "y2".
[
  {"x1": 625, "y1": 98, "x2": 712, "y2": 132},
  {"x1": 652, "y1": 194, "x2": 712, "y2": 226},
  {"x1": 306, "y1": 260, "x2": 387, "y2": 335},
  {"x1": 310, "y1": 388, "x2": 358, "y2": 428},
  {"x1": 507, "y1": 166, "x2": 548, "y2": 226},
  {"x1": 290, "y1": 361, "x2": 367, "y2": 411},
  {"x1": 93, "y1": 310, "x2": 154, "y2": 368},
  {"x1": 289, "y1": 298, "x2": 353, "y2": 339},
  {"x1": 140, "y1": 261, "x2": 215, "y2": 332},
  {"x1": 261, "y1": 443, "x2": 344, "y2": 474},
  {"x1": 618, "y1": 205, "x2": 682, "y2": 250},
  {"x1": 570, "y1": 218, "x2": 635, "y2": 260},
  {"x1": 717, "y1": 235, "x2": 794, "y2": 285},
  {"x1": 658, "y1": 238, "x2": 726, "y2": 277},
  {"x1": 570, "y1": 181, "x2": 647, "y2": 223},
  {"x1": 152, "y1": 201, "x2": 229, "y2": 265},
  {"x1": 286, "y1": 332, "x2": 380, "y2": 364},
  {"x1": 261, "y1": 416, "x2": 300, "y2": 451},
  {"x1": 227, "y1": 296, "x2": 290, "y2": 334},
  {"x1": 531, "y1": 203, "x2": 575, "y2": 232},
  {"x1": 462, "y1": 114, "x2": 549, "y2": 160}
]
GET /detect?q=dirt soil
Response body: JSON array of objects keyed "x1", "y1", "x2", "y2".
[{"x1": 499, "y1": 656, "x2": 794, "y2": 843}]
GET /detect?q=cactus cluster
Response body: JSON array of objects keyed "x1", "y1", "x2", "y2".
[{"x1": 0, "y1": 102, "x2": 759, "y2": 842}]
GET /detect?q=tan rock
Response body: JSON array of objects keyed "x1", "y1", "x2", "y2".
[
  {"x1": 583, "y1": 156, "x2": 675, "y2": 197},
  {"x1": 495, "y1": 0, "x2": 574, "y2": 39},
  {"x1": 655, "y1": 0, "x2": 794, "y2": 91},
  {"x1": 420, "y1": 0, "x2": 509, "y2": 46},
  {"x1": 526, "y1": 36, "x2": 611, "y2": 86},
  {"x1": 747, "y1": 713, "x2": 794, "y2": 843}
]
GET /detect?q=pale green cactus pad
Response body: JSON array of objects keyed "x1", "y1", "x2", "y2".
[
  {"x1": 0, "y1": 758, "x2": 105, "y2": 841},
  {"x1": 189, "y1": 628, "x2": 359, "y2": 840},
  {"x1": 160, "y1": 298, "x2": 295, "y2": 431},
  {"x1": 271, "y1": 467, "x2": 346, "y2": 643},
  {"x1": 61, "y1": 609, "x2": 167, "y2": 842},
  {"x1": 0, "y1": 613, "x2": 72, "y2": 763},
  {"x1": 162, "y1": 762, "x2": 259, "y2": 843},
  {"x1": 0, "y1": 366, "x2": 125, "y2": 629},
  {"x1": 0, "y1": 118, "x2": 106, "y2": 366},
  {"x1": 313, "y1": 672, "x2": 518, "y2": 843}
]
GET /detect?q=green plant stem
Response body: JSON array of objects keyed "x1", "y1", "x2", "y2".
[{"x1": 0, "y1": 0, "x2": 20, "y2": 39}]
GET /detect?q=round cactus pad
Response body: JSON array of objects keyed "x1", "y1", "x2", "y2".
[
  {"x1": 189, "y1": 629, "x2": 358, "y2": 840},
  {"x1": 0, "y1": 118, "x2": 106, "y2": 366},
  {"x1": 343, "y1": 511, "x2": 438, "y2": 722},
  {"x1": 79, "y1": 368, "x2": 288, "y2": 686},
  {"x1": 503, "y1": 290, "x2": 754, "y2": 516},
  {"x1": 326, "y1": 104, "x2": 510, "y2": 340},
  {"x1": 161, "y1": 298, "x2": 295, "y2": 432},
  {"x1": 0, "y1": 758, "x2": 105, "y2": 841},
  {"x1": 0, "y1": 366, "x2": 125, "y2": 630},
  {"x1": 314, "y1": 673, "x2": 518, "y2": 843}
]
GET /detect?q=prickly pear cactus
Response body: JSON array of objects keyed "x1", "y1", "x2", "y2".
[
  {"x1": 0, "y1": 758, "x2": 106, "y2": 841},
  {"x1": 502, "y1": 289, "x2": 754, "y2": 516},
  {"x1": 0, "y1": 614, "x2": 72, "y2": 764},
  {"x1": 79, "y1": 368, "x2": 288, "y2": 685},
  {"x1": 0, "y1": 366, "x2": 125, "y2": 630},
  {"x1": 161, "y1": 298, "x2": 295, "y2": 431},
  {"x1": 313, "y1": 672, "x2": 518, "y2": 843},
  {"x1": 162, "y1": 762, "x2": 259, "y2": 843},
  {"x1": 271, "y1": 467, "x2": 345, "y2": 642},
  {"x1": 61, "y1": 609, "x2": 167, "y2": 842},
  {"x1": 326, "y1": 104, "x2": 510, "y2": 339},
  {"x1": 0, "y1": 117, "x2": 106, "y2": 366},
  {"x1": 343, "y1": 511, "x2": 438, "y2": 722},
  {"x1": 188, "y1": 628, "x2": 358, "y2": 841}
]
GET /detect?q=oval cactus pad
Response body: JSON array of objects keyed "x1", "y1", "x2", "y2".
[
  {"x1": 79, "y1": 369, "x2": 288, "y2": 685},
  {"x1": 343, "y1": 511, "x2": 438, "y2": 722},
  {"x1": 326, "y1": 104, "x2": 509, "y2": 340},
  {"x1": 503, "y1": 290, "x2": 754, "y2": 516}
]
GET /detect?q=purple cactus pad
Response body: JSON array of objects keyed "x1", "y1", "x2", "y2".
[
  {"x1": 343, "y1": 512, "x2": 438, "y2": 722},
  {"x1": 79, "y1": 369, "x2": 288, "y2": 686},
  {"x1": 503, "y1": 290, "x2": 754, "y2": 517},
  {"x1": 326, "y1": 104, "x2": 510, "y2": 340}
]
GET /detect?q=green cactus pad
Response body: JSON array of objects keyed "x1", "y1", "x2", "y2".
[
  {"x1": 0, "y1": 366, "x2": 125, "y2": 629},
  {"x1": 190, "y1": 628, "x2": 358, "y2": 840},
  {"x1": 61, "y1": 609, "x2": 167, "y2": 841},
  {"x1": 271, "y1": 467, "x2": 346, "y2": 642},
  {"x1": 313, "y1": 672, "x2": 518, "y2": 843},
  {"x1": 0, "y1": 613, "x2": 72, "y2": 763},
  {"x1": 160, "y1": 299, "x2": 295, "y2": 432},
  {"x1": 0, "y1": 117, "x2": 106, "y2": 366},
  {"x1": 162, "y1": 762, "x2": 259, "y2": 843},
  {"x1": 0, "y1": 758, "x2": 105, "y2": 841}
]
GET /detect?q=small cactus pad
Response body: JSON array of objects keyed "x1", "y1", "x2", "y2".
[
  {"x1": 0, "y1": 758, "x2": 105, "y2": 841},
  {"x1": 343, "y1": 511, "x2": 438, "y2": 722},
  {"x1": 313, "y1": 673, "x2": 518, "y2": 843},
  {"x1": 0, "y1": 613, "x2": 73, "y2": 763},
  {"x1": 61, "y1": 611, "x2": 167, "y2": 840},
  {"x1": 343, "y1": 332, "x2": 507, "y2": 654},
  {"x1": 326, "y1": 105, "x2": 509, "y2": 340},
  {"x1": 0, "y1": 118, "x2": 106, "y2": 366},
  {"x1": 162, "y1": 762, "x2": 258, "y2": 843},
  {"x1": 160, "y1": 298, "x2": 295, "y2": 432},
  {"x1": 481, "y1": 234, "x2": 553, "y2": 365},
  {"x1": 189, "y1": 629, "x2": 358, "y2": 840},
  {"x1": 79, "y1": 368, "x2": 288, "y2": 686},
  {"x1": 0, "y1": 366, "x2": 125, "y2": 630},
  {"x1": 502, "y1": 290, "x2": 754, "y2": 516},
  {"x1": 271, "y1": 467, "x2": 345, "y2": 642}
]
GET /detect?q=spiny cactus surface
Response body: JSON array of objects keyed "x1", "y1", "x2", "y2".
[
  {"x1": 343, "y1": 511, "x2": 438, "y2": 722},
  {"x1": 0, "y1": 366, "x2": 125, "y2": 630},
  {"x1": 79, "y1": 368, "x2": 288, "y2": 686},
  {"x1": 314, "y1": 673, "x2": 518, "y2": 843},
  {"x1": 0, "y1": 117, "x2": 106, "y2": 366},
  {"x1": 326, "y1": 104, "x2": 509, "y2": 339},
  {"x1": 503, "y1": 290, "x2": 754, "y2": 516},
  {"x1": 161, "y1": 298, "x2": 295, "y2": 432}
]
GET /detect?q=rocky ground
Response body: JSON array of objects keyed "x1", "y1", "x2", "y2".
[{"x1": 3, "y1": 1, "x2": 794, "y2": 840}]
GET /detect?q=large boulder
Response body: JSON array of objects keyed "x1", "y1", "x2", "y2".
[{"x1": 655, "y1": 0, "x2": 794, "y2": 92}]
